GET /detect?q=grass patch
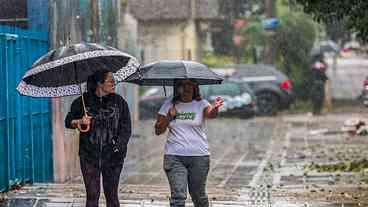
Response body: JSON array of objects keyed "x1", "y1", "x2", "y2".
[
  {"x1": 305, "y1": 159, "x2": 368, "y2": 172},
  {"x1": 286, "y1": 100, "x2": 313, "y2": 114}
]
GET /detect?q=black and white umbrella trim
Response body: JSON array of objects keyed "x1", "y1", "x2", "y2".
[
  {"x1": 17, "y1": 81, "x2": 81, "y2": 97},
  {"x1": 22, "y1": 50, "x2": 138, "y2": 78},
  {"x1": 113, "y1": 57, "x2": 140, "y2": 82}
]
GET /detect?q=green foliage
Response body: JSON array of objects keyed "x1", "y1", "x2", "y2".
[
  {"x1": 209, "y1": 0, "x2": 318, "y2": 101},
  {"x1": 295, "y1": 0, "x2": 368, "y2": 42},
  {"x1": 272, "y1": 11, "x2": 317, "y2": 100},
  {"x1": 211, "y1": 21, "x2": 235, "y2": 55},
  {"x1": 202, "y1": 51, "x2": 234, "y2": 67},
  {"x1": 211, "y1": 0, "x2": 265, "y2": 56},
  {"x1": 325, "y1": 20, "x2": 351, "y2": 43},
  {"x1": 239, "y1": 16, "x2": 266, "y2": 60},
  {"x1": 288, "y1": 100, "x2": 313, "y2": 114},
  {"x1": 306, "y1": 159, "x2": 368, "y2": 172}
]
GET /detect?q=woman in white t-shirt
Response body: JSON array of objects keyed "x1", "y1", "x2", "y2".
[{"x1": 155, "y1": 79, "x2": 224, "y2": 207}]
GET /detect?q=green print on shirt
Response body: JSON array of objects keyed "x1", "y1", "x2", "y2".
[{"x1": 176, "y1": 112, "x2": 196, "y2": 120}]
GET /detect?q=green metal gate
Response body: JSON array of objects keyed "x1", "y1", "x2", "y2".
[{"x1": 0, "y1": 26, "x2": 53, "y2": 192}]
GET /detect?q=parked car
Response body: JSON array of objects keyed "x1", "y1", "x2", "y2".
[
  {"x1": 138, "y1": 86, "x2": 173, "y2": 119},
  {"x1": 201, "y1": 80, "x2": 257, "y2": 119},
  {"x1": 139, "y1": 80, "x2": 257, "y2": 119},
  {"x1": 216, "y1": 64, "x2": 294, "y2": 116}
]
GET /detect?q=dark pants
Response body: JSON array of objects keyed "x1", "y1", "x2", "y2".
[
  {"x1": 312, "y1": 97, "x2": 324, "y2": 115},
  {"x1": 80, "y1": 160, "x2": 123, "y2": 207},
  {"x1": 311, "y1": 82, "x2": 325, "y2": 115},
  {"x1": 164, "y1": 155, "x2": 210, "y2": 207}
]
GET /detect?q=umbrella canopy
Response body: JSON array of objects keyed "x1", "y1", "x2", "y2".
[
  {"x1": 125, "y1": 60, "x2": 223, "y2": 86},
  {"x1": 17, "y1": 42, "x2": 140, "y2": 97}
]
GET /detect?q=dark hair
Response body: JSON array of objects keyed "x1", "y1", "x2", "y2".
[
  {"x1": 87, "y1": 69, "x2": 110, "y2": 93},
  {"x1": 172, "y1": 79, "x2": 202, "y2": 103}
]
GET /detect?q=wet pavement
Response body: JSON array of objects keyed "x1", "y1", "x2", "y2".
[{"x1": 1, "y1": 113, "x2": 368, "y2": 206}]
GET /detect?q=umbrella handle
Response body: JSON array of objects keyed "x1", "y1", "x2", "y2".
[
  {"x1": 77, "y1": 81, "x2": 90, "y2": 132},
  {"x1": 77, "y1": 113, "x2": 91, "y2": 132},
  {"x1": 77, "y1": 122, "x2": 90, "y2": 132}
]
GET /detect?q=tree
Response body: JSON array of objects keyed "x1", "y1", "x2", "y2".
[
  {"x1": 263, "y1": 0, "x2": 277, "y2": 64},
  {"x1": 272, "y1": 11, "x2": 317, "y2": 100},
  {"x1": 211, "y1": 0, "x2": 264, "y2": 56},
  {"x1": 325, "y1": 20, "x2": 351, "y2": 45},
  {"x1": 238, "y1": 16, "x2": 266, "y2": 63},
  {"x1": 295, "y1": 0, "x2": 368, "y2": 42}
]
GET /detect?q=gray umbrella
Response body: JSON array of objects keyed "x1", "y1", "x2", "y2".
[{"x1": 125, "y1": 60, "x2": 223, "y2": 86}]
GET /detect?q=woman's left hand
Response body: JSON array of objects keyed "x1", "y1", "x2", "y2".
[
  {"x1": 204, "y1": 97, "x2": 224, "y2": 119},
  {"x1": 214, "y1": 96, "x2": 224, "y2": 109}
]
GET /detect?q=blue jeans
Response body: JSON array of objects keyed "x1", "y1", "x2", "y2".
[{"x1": 164, "y1": 155, "x2": 210, "y2": 207}]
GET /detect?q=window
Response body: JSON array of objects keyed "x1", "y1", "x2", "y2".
[{"x1": 208, "y1": 82, "x2": 242, "y2": 97}]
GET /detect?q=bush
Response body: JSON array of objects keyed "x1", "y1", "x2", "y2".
[
  {"x1": 202, "y1": 51, "x2": 234, "y2": 67},
  {"x1": 272, "y1": 12, "x2": 317, "y2": 100}
]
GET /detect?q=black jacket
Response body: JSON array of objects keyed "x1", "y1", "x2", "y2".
[{"x1": 65, "y1": 92, "x2": 131, "y2": 167}]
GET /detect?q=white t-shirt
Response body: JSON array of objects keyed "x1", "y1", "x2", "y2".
[{"x1": 158, "y1": 99, "x2": 211, "y2": 156}]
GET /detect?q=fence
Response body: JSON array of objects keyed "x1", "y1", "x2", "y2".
[{"x1": 0, "y1": 26, "x2": 53, "y2": 192}]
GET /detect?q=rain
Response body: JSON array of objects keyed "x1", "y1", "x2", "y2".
[{"x1": 1, "y1": 0, "x2": 368, "y2": 207}]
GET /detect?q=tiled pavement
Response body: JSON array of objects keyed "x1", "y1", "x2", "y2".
[{"x1": 2, "y1": 114, "x2": 368, "y2": 206}]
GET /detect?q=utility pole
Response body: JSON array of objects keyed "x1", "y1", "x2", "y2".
[
  {"x1": 91, "y1": 0, "x2": 99, "y2": 42},
  {"x1": 190, "y1": 0, "x2": 199, "y2": 61},
  {"x1": 264, "y1": 0, "x2": 276, "y2": 64},
  {"x1": 265, "y1": 0, "x2": 276, "y2": 20}
]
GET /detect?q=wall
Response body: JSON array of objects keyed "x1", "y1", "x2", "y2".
[{"x1": 138, "y1": 20, "x2": 200, "y2": 64}]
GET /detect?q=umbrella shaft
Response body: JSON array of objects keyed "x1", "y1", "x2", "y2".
[
  {"x1": 80, "y1": 84, "x2": 87, "y2": 116},
  {"x1": 73, "y1": 62, "x2": 87, "y2": 116}
]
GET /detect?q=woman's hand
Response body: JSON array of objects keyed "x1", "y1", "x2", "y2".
[
  {"x1": 167, "y1": 105, "x2": 177, "y2": 121},
  {"x1": 155, "y1": 105, "x2": 177, "y2": 136},
  {"x1": 205, "y1": 97, "x2": 224, "y2": 119},
  {"x1": 81, "y1": 115, "x2": 92, "y2": 125},
  {"x1": 74, "y1": 115, "x2": 92, "y2": 132},
  {"x1": 214, "y1": 97, "x2": 224, "y2": 109}
]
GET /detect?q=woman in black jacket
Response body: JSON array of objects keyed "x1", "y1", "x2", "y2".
[
  {"x1": 65, "y1": 69, "x2": 131, "y2": 207},
  {"x1": 310, "y1": 54, "x2": 328, "y2": 115}
]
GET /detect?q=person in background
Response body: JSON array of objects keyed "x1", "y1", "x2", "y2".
[{"x1": 310, "y1": 54, "x2": 328, "y2": 115}]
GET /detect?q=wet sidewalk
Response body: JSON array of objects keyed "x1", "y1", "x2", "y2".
[
  {"x1": 1, "y1": 114, "x2": 368, "y2": 207},
  {"x1": 1, "y1": 183, "x2": 365, "y2": 206}
]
